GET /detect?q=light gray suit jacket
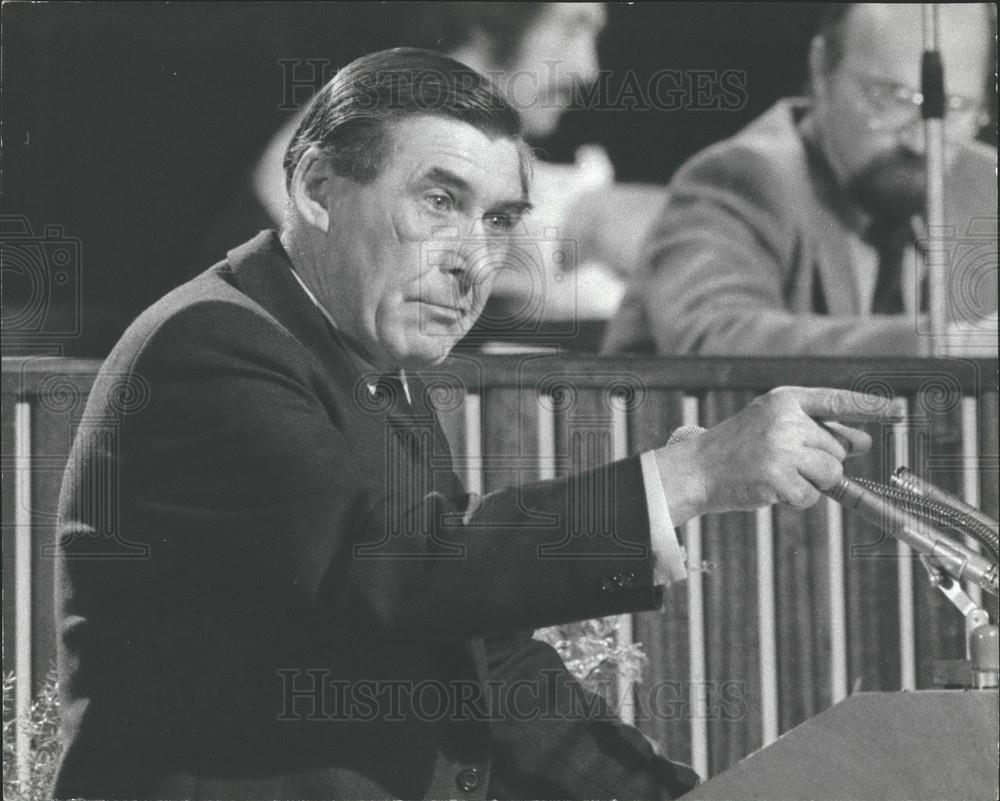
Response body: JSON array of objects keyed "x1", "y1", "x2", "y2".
[{"x1": 603, "y1": 100, "x2": 998, "y2": 356}]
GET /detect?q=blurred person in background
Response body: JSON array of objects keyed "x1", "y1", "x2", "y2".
[
  {"x1": 604, "y1": 3, "x2": 998, "y2": 357},
  {"x1": 252, "y1": 2, "x2": 665, "y2": 348}
]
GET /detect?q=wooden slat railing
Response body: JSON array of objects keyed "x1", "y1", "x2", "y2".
[{"x1": 3, "y1": 354, "x2": 997, "y2": 779}]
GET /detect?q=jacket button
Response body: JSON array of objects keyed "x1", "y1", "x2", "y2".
[{"x1": 456, "y1": 767, "x2": 481, "y2": 792}]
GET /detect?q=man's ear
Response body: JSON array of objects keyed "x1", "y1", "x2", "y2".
[
  {"x1": 808, "y1": 36, "x2": 828, "y2": 102},
  {"x1": 289, "y1": 145, "x2": 337, "y2": 233}
]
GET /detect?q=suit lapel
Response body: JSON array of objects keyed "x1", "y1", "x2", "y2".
[
  {"x1": 798, "y1": 130, "x2": 862, "y2": 315},
  {"x1": 222, "y1": 232, "x2": 394, "y2": 491},
  {"x1": 811, "y1": 211, "x2": 861, "y2": 315}
]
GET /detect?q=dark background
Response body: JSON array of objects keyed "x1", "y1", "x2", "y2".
[{"x1": 3, "y1": 2, "x2": 996, "y2": 356}]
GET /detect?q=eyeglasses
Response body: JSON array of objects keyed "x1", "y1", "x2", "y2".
[{"x1": 848, "y1": 71, "x2": 990, "y2": 135}]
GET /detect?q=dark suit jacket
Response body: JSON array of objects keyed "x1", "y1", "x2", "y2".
[
  {"x1": 603, "y1": 100, "x2": 998, "y2": 356},
  {"x1": 54, "y1": 231, "x2": 697, "y2": 800}
]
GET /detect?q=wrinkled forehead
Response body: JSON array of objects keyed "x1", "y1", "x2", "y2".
[
  {"x1": 385, "y1": 114, "x2": 531, "y2": 201},
  {"x1": 841, "y1": 4, "x2": 990, "y2": 92}
]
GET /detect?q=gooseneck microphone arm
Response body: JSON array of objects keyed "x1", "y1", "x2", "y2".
[
  {"x1": 823, "y1": 476, "x2": 999, "y2": 596},
  {"x1": 892, "y1": 466, "x2": 1000, "y2": 538},
  {"x1": 842, "y1": 474, "x2": 1000, "y2": 564}
]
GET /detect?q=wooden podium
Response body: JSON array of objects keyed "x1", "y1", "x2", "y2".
[{"x1": 683, "y1": 690, "x2": 999, "y2": 801}]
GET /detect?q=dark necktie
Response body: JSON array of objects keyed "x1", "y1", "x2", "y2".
[{"x1": 864, "y1": 218, "x2": 914, "y2": 315}]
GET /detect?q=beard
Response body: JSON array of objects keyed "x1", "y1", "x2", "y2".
[{"x1": 846, "y1": 149, "x2": 926, "y2": 223}]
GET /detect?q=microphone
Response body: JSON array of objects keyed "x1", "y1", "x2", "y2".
[
  {"x1": 667, "y1": 425, "x2": 707, "y2": 444},
  {"x1": 824, "y1": 477, "x2": 999, "y2": 596}
]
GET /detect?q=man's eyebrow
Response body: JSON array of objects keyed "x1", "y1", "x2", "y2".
[
  {"x1": 423, "y1": 166, "x2": 472, "y2": 194},
  {"x1": 424, "y1": 166, "x2": 532, "y2": 214},
  {"x1": 492, "y1": 199, "x2": 534, "y2": 215}
]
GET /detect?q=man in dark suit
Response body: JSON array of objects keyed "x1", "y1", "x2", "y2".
[{"x1": 55, "y1": 48, "x2": 890, "y2": 800}]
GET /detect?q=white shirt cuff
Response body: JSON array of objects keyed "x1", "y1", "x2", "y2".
[{"x1": 640, "y1": 450, "x2": 688, "y2": 585}]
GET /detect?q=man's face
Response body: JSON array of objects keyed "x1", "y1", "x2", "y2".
[
  {"x1": 501, "y1": 3, "x2": 607, "y2": 138},
  {"x1": 316, "y1": 115, "x2": 529, "y2": 369},
  {"x1": 813, "y1": 4, "x2": 988, "y2": 220}
]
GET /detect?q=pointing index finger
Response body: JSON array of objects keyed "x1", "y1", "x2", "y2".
[{"x1": 788, "y1": 387, "x2": 905, "y2": 423}]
